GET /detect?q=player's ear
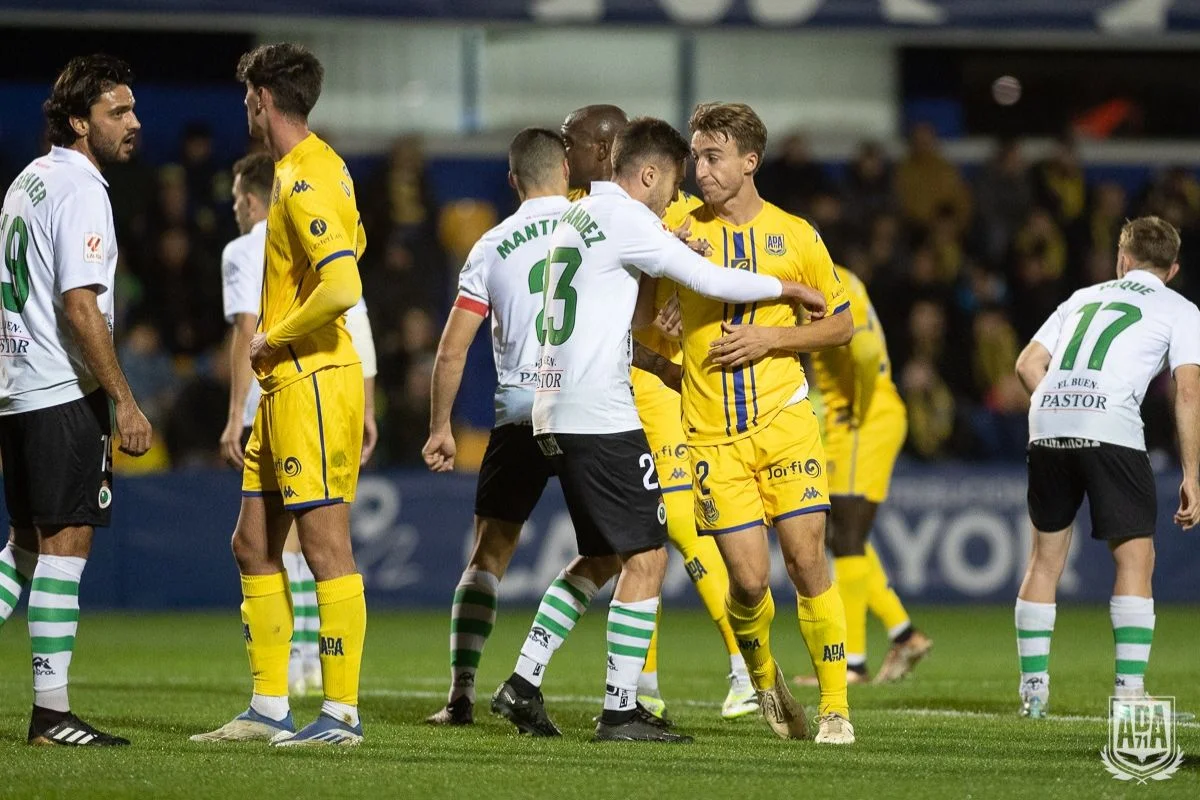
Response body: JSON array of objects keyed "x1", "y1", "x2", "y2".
[
  {"x1": 744, "y1": 151, "x2": 759, "y2": 176},
  {"x1": 70, "y1": 115, "x2": 88, "y2": 139},
  {"x1": 1167, "y1": 262, "x2": 1181, "y2": 284},
  {"x1": 641, "y1": 163, "x2": 657, "y2": 190},
  {"x1": 561, "y1": 158, "x2": 569, "y2": 183},
  {"x1": 507, "y1": 171, "x2": 518, "y2": 192}
]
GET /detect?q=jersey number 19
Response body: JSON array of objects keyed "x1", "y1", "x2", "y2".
[{"x1": 0, "y1": 212, "x2": 31, "y2": 313}]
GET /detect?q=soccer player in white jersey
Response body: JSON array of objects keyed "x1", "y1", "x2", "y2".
[
  {"x1": 0, "y1": 54, "x2": 152, "y2": 746},
  {"x1": 490, "y1": 117, "x2": 824, "y2": 742},
  {"x1": 422, "y1": 128, "x2": 576, "y2": 725},
  {"x1": 218, "y1": 152, "x2": 379, "y2": 699},
  {"x1": 1013, "y1": 216, "x2": 1200, "y2": 718}
]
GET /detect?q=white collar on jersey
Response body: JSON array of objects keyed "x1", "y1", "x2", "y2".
[
  {"x1": 1120, "y1": 268, "x2": 1165, "y2": 288},
  {"x1": 589, "y1": 180, "x2": 627, "y2": 198},
  {"x1": 49, "y1": 145, "x2": 108, "y2": 188},
  {"x1": 519, "y1": 195, "x2": 569, "y2": 213}
]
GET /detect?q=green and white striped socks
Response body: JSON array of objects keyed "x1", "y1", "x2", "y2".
[
  {"x1": 1111, "y1": 595, "x2": 1154, "y2": 695},
  {"x1": 28, "y1": 555, "x2": 85, "y2": 712},
  {"x1": 283, "y1": 551, "x2": 320, "y2": 682},
  {"x1": 1015, "y1": 598, "x2": 1055, "y2": 701},
  {"x1": 514, "y1": 570, "x2": 598, "y2": 688},
  {"x1": 0, "y1": 543, "x2": 37, "y2": 626},
  {"x1": 448, "y1": 567, "x2": 499, "y2": 704},
  {"x1": 603, "y1": 597, "x2": 659, "y2": 722}
]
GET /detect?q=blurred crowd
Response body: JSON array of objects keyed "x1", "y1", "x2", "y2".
[
  {"x1": 52, "y1": 121, "x2": 1200, "y2": 471},
  {"x1": 758, "y1": 123, "x2": 1200, "y2": 467}
]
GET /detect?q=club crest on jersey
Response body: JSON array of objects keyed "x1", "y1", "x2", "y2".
[
  {"x1": 699, "y1": 496, "x2": 719, "y2": 524},
  {"x1": 83, "y1": 232, "x2": 103, "y2": 264},
  {"x1": 765, "y1": 234, "x2": 786, "y2": 255}
]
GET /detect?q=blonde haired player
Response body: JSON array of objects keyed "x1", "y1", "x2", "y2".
[
  {"x1": 792, "y1": 265, "x2": 931, "y2": 686},
  {"x1": 665, "y1": 102, "x2": 855, "y2": 744},
  {"x1": 193, "y1": 43, "x2": 368, "y2": 747}
]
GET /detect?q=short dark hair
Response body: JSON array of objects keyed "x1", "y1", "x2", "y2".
[
  {"x1": 689, "y1": 102, "x2": 768, "y2": 172},
  {"x1": 1119, "y1": 215, "x2": 1181, "y2": 270},
  {"x1": 232, "y1": 152, "x2": 275, "y2": 202},
  {"x1": 236, "y1": 43, "x2": 324, "y2": 118},
  {"x1": 611, "y1": 117, "x2": 688, "y2": 178},
  {"x1": 43, "y1": 54, "x2": 134, "y2": 147},
  {"x1": 509, "y1": 128, "x2": 565, "y2": 191}
]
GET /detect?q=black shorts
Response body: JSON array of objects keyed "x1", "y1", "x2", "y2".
[
  {"x1": 475, "y1": 423, "x2": 553, "y2": 523},
  {"x1": 535, "y1": 429, "x2": 668, "y2": 558},
  {"x1": 1027, "y1": 438, "x2": 1156, "y2": 540},
  {"x1": 0, "y1": 390, "x2": 113, "y2": 529}
]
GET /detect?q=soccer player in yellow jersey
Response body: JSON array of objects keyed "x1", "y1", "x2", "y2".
[
  {"x1": 794, "y1": 265, "x2": 932, "y2": 686},
  {"x1": 559, "y1": 105, "x2": 759, "y2": 720},
  {"x1": 193, "y1": 43, "x2": 367, "y2": 747},
  {"x1": 670, "y1": 103, "x2": 856, "y2": 744}
]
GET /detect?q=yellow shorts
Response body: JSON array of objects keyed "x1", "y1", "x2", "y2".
[
  {"x1": 242, "y1": 364, "x2": 364, "y2": 510},
  {"x1": 689, "y1": 399, "x2": 829, "y2": 534},
  {"x1": 633, "y1": 370, "x2": 691, "y2": 495},
  {"x1": 824, "y1": 398, "x2": 907, "y2": 503}
]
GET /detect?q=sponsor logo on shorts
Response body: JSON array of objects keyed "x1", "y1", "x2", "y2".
[
  {"x1": 766, "y1": 460, "x2": 819, "y2": 482},
  {"x1": 97, "y1": 483, "x2": 112, "y2": 510},
  {"x1": 822, "y1": 643, "x2": 845, "y2": 662},
  {"x1": 674, "y1": 444, "x2": 687, "y2": 459},
  {"x1": 1036, "y1": 437, "x2": 1102, "y2": 449},
  {"x1": 698, "y1": 496, "x2": 719, "y2": 524},
  {"x1": 804, "y1": 459, "x2": 822, "y2": 477},
  {"x1": 280, "y1": 457, "x2": 302, "y2": 477},
  {"x1": 657, "y1": 500, "x2": 667, "y2": 525},
  {"x1": 536, "y1": 435, "x2": 563, "y2": 457},
  {"x1": 765, "y1": 234, "x2": 786, "y2": 256},
  {"x1": 32, "y1": 656, "x2": 54, "y2": 676}
]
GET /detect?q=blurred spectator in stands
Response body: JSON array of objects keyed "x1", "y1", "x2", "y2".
[
  {"x1": 929, "y1": 204, "x2": 966, "y2": 284},
  {"x1": 380, "y1": 354, "x2": 435, "y2": 467},
  {"x1": 968, "y1": 306, "x2": 1028, "y2": 459},
  {"x1": 166, "y1": 366, "x2": 227, "y2": 469},
  {"x1": 1010, "y1": 248, "x2": 1064, "y2": 342},
  {"x1": 758, "y1": 132, "x2": 832, "y2": 217},
  {"x1": 1012, "y1": 208, "x2": 1067, "y2": 282},
  {"x1": 179, "y1": 121, "x2": 227, "y2": 243},
  {"x1": 1034, "y1": 133, "x2": 1086, "y2": 230},
  {"x1": 362, "y1": 134, "x2": 440, "y2": 248},
  {"x1": 974, "y1": 138, "x2": 1032, "y2": 267},
  {"x1": 901, "y1": 358, "x2": 956, "y2": 459},
  {"x1": 842, "y1": 140, "x2": 894, "y2": 232},
  {"x1": 808, "y1": 190, "x2": 851, "y2": 264},
  {"x1": 118, "y1": 317, "x2": 179, "y2": 430},
  {"x1": 104, "y1": 129, "x2": 155, "y2": 265},
  {"x1": 145, "y1": 226, "x2": 224, "y2": 356},
  {"x1": 895, "y1": 122, "x2": 972, "y2": 234},
  {"x1": 1087, "y1": 182, "x2": 1127, "y2": 268}
]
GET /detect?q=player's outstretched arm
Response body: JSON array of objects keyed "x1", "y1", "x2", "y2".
[
  {"x1": 1015, "y1": 341, "x2": 1052, "y2": 395},
  {"x1": 63, "y1": 287, "x2": 151, "y2": 457},
  {"x1": 1173, "y1": 363, "x2": 1200, "y2": 529},
  {"x1": 423, "y1": 306, "x2": 486, "y2": 472}
]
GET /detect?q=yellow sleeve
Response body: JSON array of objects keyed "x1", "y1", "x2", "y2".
[
  {"x1": 795, "y1": 220, "x2": 848, "y2": 315},
  {"x1": 265, "y1": 256, "x2": 361, "y2": 347},
  {"x1": 849, "y1": 326, "x2": 882, "y2": 426}
]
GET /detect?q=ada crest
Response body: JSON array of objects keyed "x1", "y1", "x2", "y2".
[
  {"x1": 765, "y1": 234, "x2": 786, "y2": 256},
  {"x1": 1101, "y1": 696, "x2": 1183, "y2": 783},
  {"x1": 698, "y1": 496, "x2": 719, "y2": 525}
]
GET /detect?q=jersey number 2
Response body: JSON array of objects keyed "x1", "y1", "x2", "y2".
[
  {"x1": 528, "y1": 246, "x2": 581, "y2": 346},
  {"x1": 0, "y1": 213, "x2": 31, "y2": 313},
  {"x1": 1059, "y1": 301, "x2": 1143, "y2": 371}
]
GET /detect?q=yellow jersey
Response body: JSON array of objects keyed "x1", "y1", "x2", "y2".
[
  {"x1": 810, "y1": 265, "x2": 901, "y2": 423},
  {"x1": 259, "y1": 133, "x2": 366, "y2": 394},
  {"x1": 677, "y1": 202, "x2": 848, "y2": 445}
]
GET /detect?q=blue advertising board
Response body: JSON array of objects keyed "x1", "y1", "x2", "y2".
[{"x1": 3, "y1": 464, "x2": 1197, "y2": 609}]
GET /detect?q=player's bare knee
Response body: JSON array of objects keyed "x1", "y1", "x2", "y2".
[
  {"x1": 37, "y1": 525, "x2": 92, "y2": 558},
  {"x1": 620, "y1": 546, "x2": 667, "y2": 579},
  {"x1": 727, "y1": 569, "x2": 769, "y2": 607}
]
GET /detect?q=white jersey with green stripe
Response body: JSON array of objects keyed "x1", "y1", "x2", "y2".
[
  {"x1": 0, "y1": 147, "x2": 118, "y2": 415},
  {"x1": 531, "y1": 181, "x2": 785, "y2": 436},
  {"x1": 1029, "y1": 269, "x2": 1200, "y2": 450}
]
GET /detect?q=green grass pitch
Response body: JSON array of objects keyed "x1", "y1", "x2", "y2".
[{"x1": 1, "y1": 605, "x2": 1198, "y2": 799}]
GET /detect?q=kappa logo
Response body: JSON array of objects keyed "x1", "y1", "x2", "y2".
[
  {"x1": 669, "y1": 467, "x2": 688, "y2": 482},
  {"x1": 291, "y1": 180, "x2": 312, "y2": 195},
  {"x1": 283, "y1": 486, "x2": 299, "y2": 499},
  {"x1": 801, "y1": 486, "x2": 823, "y2": 502},
  {"x1": 765, "y1": 234, "x2": 786, "y2": 256},
  {"x1": 1102, "y1": 696, "x2": 1184, "y2": 783},
  {"x1": 83, "y1": 232, "x2": 103, "y2": 264},
  {"x1": 32, "y1": 656, "x2": 54, "y2": 676}
]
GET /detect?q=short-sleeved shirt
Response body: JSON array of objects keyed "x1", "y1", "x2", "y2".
[
  {"x1": 455, "y1": 194, "x2": 571, "y2": 427},
  {"x1": 1029, "y1": 270, "x2": 1200, "y2": 450},
  {"x1": 532, "y1": 181, "x2": 783, "y2": 436},
  {"x1": 676, "y1": 202, "x2": 848, "y2": 445},
  {"x1": 222, "y1": 220, "x2": 268, "y2": 427},
  {"x1": 259, "y1": 133, "x2": 364, "y2": 394},
  {"x1": 0, "y1": 147, "x2": 118, "y2": 415}
]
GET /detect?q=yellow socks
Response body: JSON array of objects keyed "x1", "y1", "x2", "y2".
[
  {"x1": 797, "y1": 585, "x2": 849, "y2": 717},
  {"x1": 725, "y1": 590, "x2": 776, "y2": 690},
  {"x1": 240, "y1": 572, "x2": 292, "y2": 699},
  {"x1": 865, "y1": 543, "x2": 911, "y2": 637},
  {"x1": 316, "y1": 573, "x2": 367, "y2": 706},
  {"x1": 833, "y1": 555, "x2": 871, "y2": 670}
]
